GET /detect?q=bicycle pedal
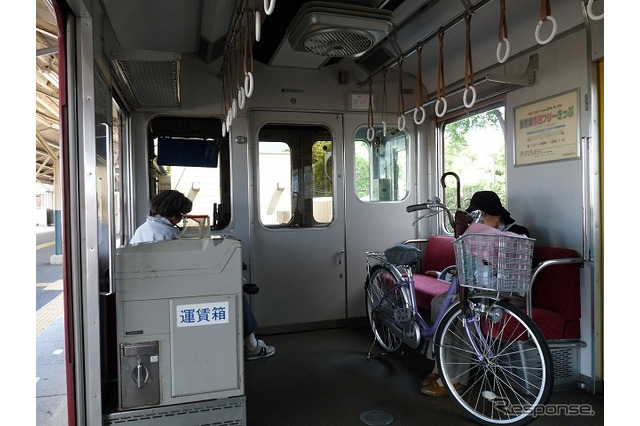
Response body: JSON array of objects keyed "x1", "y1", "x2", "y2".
[
  {"x1": 481, "y1": 390, "x2": 497, "y2": 401},
  {"x1": 394, "y1": 307, "x2": 413, "y2": 323}
]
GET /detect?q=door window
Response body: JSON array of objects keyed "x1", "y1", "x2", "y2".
[
  {"x1": 258, "y1": 124, "x2": 334, "y2": 228},
  {"x1": 354, "y1": 125, "x2": 408, "y2": 202}
]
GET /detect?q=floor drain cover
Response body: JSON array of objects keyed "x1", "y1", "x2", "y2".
[{"x1": 359, "y1": 409, "x2": 394, "y2": 425}]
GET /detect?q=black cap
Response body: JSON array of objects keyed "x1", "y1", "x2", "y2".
[{"x1": 466, "y1": 191, "x2": 514, "y2": 225}]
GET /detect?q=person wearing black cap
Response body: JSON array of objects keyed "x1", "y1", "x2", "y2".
[
  {"x1": 463, "y1": 190, "x2": 530, "y2": 237},
  {"x1": 421, "y1": 190, "x2": 530, "y2": 396}
]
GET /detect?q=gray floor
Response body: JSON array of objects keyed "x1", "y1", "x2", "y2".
[
  {"x1": 36, "y1": 320, "x2": 605, "y2": 426},
  {"x1": 245, "y1": 326, "x2": 604, "y2": 426}
]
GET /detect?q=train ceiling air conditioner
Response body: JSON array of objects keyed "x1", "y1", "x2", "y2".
[
  {"x1": 287, "y1": 2, "x2": 394, "y2": 58},
  {"x1": 110, "y1": 49, "x2": 181, "y2": 109}
]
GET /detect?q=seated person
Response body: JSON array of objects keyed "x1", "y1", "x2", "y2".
[
  {"x1": 130, "y1": 189, "x2": 275, "y2": 360},
  {"x1": 422, "y1": 190, "x2": 529, "y2": 396}
]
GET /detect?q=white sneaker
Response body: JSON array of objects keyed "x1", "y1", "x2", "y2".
[{"x1": 245, "y1": 339, "x2": 276, "y2": 360}]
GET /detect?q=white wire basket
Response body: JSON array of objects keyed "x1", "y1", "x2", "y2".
[{"x1": 453, "y1": 233, "x2": 535, "y2": 292}]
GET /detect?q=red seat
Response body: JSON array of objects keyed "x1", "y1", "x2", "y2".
[
  {"x1": 412, "y1": 235, "x2": 455, "y2": 312},
  {"x1": 530, "y1": 246, "x2": 582, "y2": 339},
  {"x1": 410, "y1": 236, "x2": 582, "y2": 340}
]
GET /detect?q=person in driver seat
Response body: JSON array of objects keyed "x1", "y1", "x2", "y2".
[{"x1": 130, "y1": 190, "x2": 276, "y2": 361}]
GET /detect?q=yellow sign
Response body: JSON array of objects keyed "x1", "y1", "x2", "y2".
[{"x1": 514, "y1": 90, "x2": 579, "y2": 165}]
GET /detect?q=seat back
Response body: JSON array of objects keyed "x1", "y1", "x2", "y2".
[
  {"x1": 531, "y1": 246, "x2": 582, "y2": 338},
  {"x1": 422, "y1": 235, "x2": 456, "y2": 274}
]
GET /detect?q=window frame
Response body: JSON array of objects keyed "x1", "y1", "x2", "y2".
[{"x1": 438, "y1": 100, "x2": 507, "y2": 231}]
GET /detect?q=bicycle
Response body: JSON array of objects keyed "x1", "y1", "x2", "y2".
[{"x1": 364, "y1": 197, "x2": 553, "y2": 426}]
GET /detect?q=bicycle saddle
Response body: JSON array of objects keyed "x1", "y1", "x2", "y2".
[{"x1": 385, "y1": 245, "x2": 421, "y2": 266}]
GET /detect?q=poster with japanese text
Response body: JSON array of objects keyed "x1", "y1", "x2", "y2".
[{"x1": 514, "y1": 90, "x2": 579, "y2": 165}]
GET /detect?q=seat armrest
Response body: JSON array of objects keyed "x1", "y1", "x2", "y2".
[
  {"x1": 527, "y1": 257, "x2": 584, "y2": 317},
  {"x1": 531, "y1": 257, "x2": 584, "y2": 283}
]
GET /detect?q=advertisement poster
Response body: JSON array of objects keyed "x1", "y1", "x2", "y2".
[{"x1": 514, "y1": 90, "x2": 579, "y2": 165}]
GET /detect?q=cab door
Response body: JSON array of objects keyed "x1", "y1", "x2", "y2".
[{"x1": 249, "y1": 111, "x2": 346, "y2": 329}]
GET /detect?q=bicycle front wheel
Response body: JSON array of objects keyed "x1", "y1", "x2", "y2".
[
  {"x1": 436, "y1": 299, "x2": 553, "y2": 426},
  {"x1": 365, "y1": 264, "x2": 411, "y2": 353}
]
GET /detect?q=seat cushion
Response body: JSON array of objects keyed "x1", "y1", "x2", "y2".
[
  {"x1": 413, "y1": 274, "x2": 451, "y2": 311},
  {"x1": 531, "y1": 307, "x2": 566, "y2": 340}
]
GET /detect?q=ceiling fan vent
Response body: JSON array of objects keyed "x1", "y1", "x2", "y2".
[{"x1": 287, "y1": 2, "x2": 393, "y2": 58}]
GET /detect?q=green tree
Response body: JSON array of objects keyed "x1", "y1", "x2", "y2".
[
  {"x1": 443, "y1": 107, "x2": 506, "y2": 213},
  {"x1": 312, "y1": 141, "x2": 333, "y2": 197},
  {"x1": 354, "y1": 141, "x2": 370, "y2": 198}
]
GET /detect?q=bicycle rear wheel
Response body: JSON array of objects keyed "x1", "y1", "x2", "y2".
[
  {"x1": 436, "y1": 299, "x2": 553, "y2": 426},
  {"x1": 365, "y1": 264, "x2": 411, "y2": 353}
]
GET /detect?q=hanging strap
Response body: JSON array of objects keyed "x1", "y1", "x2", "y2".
[
  {"x1": 415, "y1": 46, "x2": 423, "y2": 108},
  {"x1": 437, "y1": 31, "x2": 445, "y2": 100},
  {"x1": 464, "y1": 12, "x2": 474, "y2": 89},
  {"x1": 498, "y1": 0, "x2": 508, "y2": 42},
  {"x1": 367, "y1": 78, "x2": 374, "y2": 130},
  {"x1": 540, "y1": 0, "x2": 551, "y2": 21},
  {"x1": 229, "y1": 38, "x2": 235, "y2": 90},
  {"x1": 221, "y1": 63, "x2": 228, "y2": 115},
  {"x1": 243, "y1": 0, "x2": 249, "y2": 78},
  {"x1": 397, "y1": 58, "x2": 404, "y2": 113},
  {"x1": 240, "y1": 2, "x2": 255, "y2": 98},
  {"x1": 236, "y1": 28, "x2": 243, "y2": 90},
  {"x1": 247, "y1": 4, "x2": 254, "y2": 75},
  {"x1": 535, "y1": 0, "x2": 557, "y2": 45},
  {"x1": 381, "y1": 68, "x2": 388, "y2": 124},
  {"x1": 226, "y1": 56, "x2": 232, "y2": 107}
]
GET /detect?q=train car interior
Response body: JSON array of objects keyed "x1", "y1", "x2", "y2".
[{"x1": 32, "y1": 0, "x2": 608, "y2": 424}]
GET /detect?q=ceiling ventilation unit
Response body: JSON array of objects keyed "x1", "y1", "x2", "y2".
[
  {"x1": 287, "y1": 2, "x2": 394, "y2": 58},
  {"x1": 110, "y1": 49, "x2": 181, "y2": 109}
]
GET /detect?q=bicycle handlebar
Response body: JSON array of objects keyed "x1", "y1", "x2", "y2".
[
  {"x1": 406, "y1": 197, "x2": 456, "y2": 230},
  {"x1": 406, "y1": 202, "x2": 431, "y2": 213}
]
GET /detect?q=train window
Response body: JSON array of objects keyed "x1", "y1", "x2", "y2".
[
  {"x1": 442, "y1": 106, "x2": 506, "y2": 212},
  {"x1": 112, "y1": 97, "x2": 126, "y2": 247},
  {"x1": 148, "y1": 117, "x2": 231, "y2": 229},
  {"x1": 354, "y1": 125, "x2": 408, "y2": 202},
  {"x1": 258, "y1": 124, "x2": 333, "y2": 228}
]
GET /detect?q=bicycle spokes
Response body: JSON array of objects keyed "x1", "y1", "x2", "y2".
[
  {"x1": 365, "y1": 265, "x2": 408, "y2": 353},
  {"x1": 437, "y1": 300, "x2": 553, "y2": 425}
]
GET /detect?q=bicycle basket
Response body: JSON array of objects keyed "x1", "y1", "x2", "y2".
[{"x1": 453, "y1": 233, "x2": 535, "y2": 292}]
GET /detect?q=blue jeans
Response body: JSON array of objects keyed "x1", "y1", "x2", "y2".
[{"x1": 243, "y1": 295, "x2": 258, "y2": 337}]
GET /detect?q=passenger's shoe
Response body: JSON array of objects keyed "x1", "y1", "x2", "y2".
[
  {"x1": 421, "y1": 378, "x2": 465, "y2": 396},
  {"x1": 245, "y1": 339, "x2": 276, "y2": 361},
  {"x1": 421, "y1": 373, "x2": 439, "y2": 386}
]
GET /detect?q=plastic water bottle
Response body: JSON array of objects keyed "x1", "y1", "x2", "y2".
[{"x1": 475, "y1": 264, "x2": 490, "y2": 286}]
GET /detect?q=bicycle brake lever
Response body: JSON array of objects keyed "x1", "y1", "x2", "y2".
[{"x1": 412, "y1": 211, "x2": 438, "y2": 226}]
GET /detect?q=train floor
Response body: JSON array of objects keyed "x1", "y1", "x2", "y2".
[{"x1": 245, "y1": 325, "x2": 604, "y2": 426}]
